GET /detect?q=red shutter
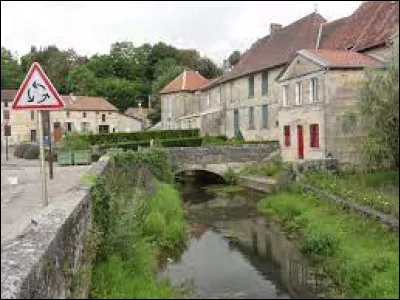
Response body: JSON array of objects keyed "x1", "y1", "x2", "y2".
[
  {"x1": 310, "y1": 124, "x2": 319, "y2": 148},
  {"x1": 284, "y1": 125, "x2": 291, "y2": 147}
]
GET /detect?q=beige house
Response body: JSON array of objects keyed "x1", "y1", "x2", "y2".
[
  {"x1": 124, "y1": 104, "x2": 151, "y2": 130},
  {"x1": 1, "y1": 91, "x2": 143, "y2": 146},
  {"x1": 160, "y1": 69, "x2": 209, "y2": 130},
  {"x1": 277, "y1": 50, "x2": 383, "y2": 164}
]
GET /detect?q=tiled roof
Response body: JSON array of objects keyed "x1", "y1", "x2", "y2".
[
  {"x1": 1, "y1": 89, "x2": 17, "y2": 101},
  {"x1": 160, "y1": 69, "x2": 210, "y2": 94},
  {"x1": 199, "y1": 75, "x2": 223, "y2": 91},
  {"x1": 318, "y1": 17, "x2": 348, "y2": 49},
  {"x1": 300, "y1": 49, "x2": 383, "y2": 68},
  {"x1": 320, "y1": 1, "x2": 399, "y2": 51},
  {"x1": 214, "y1": 12, "x2": 326, "y2": 85},
  {"x1": 64, "y1": 95, "x2": 118, "y2": 112}
]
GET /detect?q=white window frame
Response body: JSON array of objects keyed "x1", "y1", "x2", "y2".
[
  {"x1": 295, "y1": 82, "x2": 302, "y2": 105},
  {"x1": 283, "y1": 85, "x2": 289, "y2": 107},
  {"x1": 309, "y1": 78, "x2": 318, "y2": 103}
]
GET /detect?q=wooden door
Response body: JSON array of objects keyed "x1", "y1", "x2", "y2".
[
  {"x1": 53, "y1": 122, "x2": 62, "y2": 142},
  {"x1": 297, "y1": 125, "x2": 304, "y2": 159}
]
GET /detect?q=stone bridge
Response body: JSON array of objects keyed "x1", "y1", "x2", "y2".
[{"x1": 165, "y1": 142, "x2": 280, "y2": 178}]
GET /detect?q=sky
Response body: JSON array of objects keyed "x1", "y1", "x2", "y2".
[{"x1": 1, "y1": 1, "x2": 362, "y2": 66}]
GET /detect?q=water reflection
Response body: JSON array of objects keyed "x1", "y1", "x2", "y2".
[{"x1": 158, "y1": 182, "x2": 324, "y2": 299}]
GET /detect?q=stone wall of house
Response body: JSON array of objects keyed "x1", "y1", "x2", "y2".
[
  {"x1": 278, "y1": 68, "x2": 327, "y2": 161},
  {"x1": 117, "y1": 114, "x2": 143, "y2": 133},
  {"x1": 1, "y1": 101, "x2": 37, "y2": 146},
  {"x1": 324, "y1": 70, "x2": 365, "y2": 167},
  {"x1": 200, "y1": 110, "x2": 223, "y2": 136},
  {"x1": 222, "y1": 67, "x2": 282, "y2": 141},
  {"x1": 51, "y1": 110, "x2": 120, "y2": 135},
  {"x1": 161, "y1": 92, "x2": 198, "y2": 129},
  {"x1": 1, "y1": 160, "x2": 108, "y2": 299}
]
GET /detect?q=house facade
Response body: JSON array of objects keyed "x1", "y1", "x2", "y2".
[
  {"x1": 160, "y1": 69, "x2": 209, "y2": 130},
  {"x1": 0, "y1": 91, "x2": 143, "y2": 146}
]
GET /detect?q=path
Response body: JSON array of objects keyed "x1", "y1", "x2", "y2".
[{"x1": 1, "y1": 153, "x2": 91, "y2": 246}]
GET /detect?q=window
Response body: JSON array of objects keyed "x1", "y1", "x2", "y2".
[
  {"x1": 81, "y1": 122, "x2": 90, "y2": 132},
  {"x1": 283, "y1": 85, "x2": 288, "y2": 107},
  {"x1": 295, "y1": 82, "x2": 302, "y2": 105},
  {"x1": 248, "y1": 75, "x2": 254, "y2": 98},
  {"x1": 98, "y1": 125, "x2": 109, "y2": 133},
  {"x1": 4, "y1": 101, "x2": 8, "y2": 107},
  {"x1": 261, "y1": 104, "x2": 268, "y2": 128},
  {"x1": 66, "y1": 111, "x2": 70, "y2": 118},
  {"x1": 261, "y1": 71, "x2": 268, "y2": 95},
  {"x1": 66, "y1": 122, "x2": 73, "y2": 132},
  {"x1": 3, "y1": 110, "x2": 10, "y2": 120},
  {"x1": 83, "y1": 112, "x2": 87, "y2": 118},
  {"x1": 102, "y1": 114, "x2": 106, "y2": 122},
  {"x1": 249, "y1": 107, "x2": 254, "y2": 129},
  {"x1": 310, "y1": 124, "x2": 319, "y2": 148},
  {"x1": 30, "y1": 130, "x2": 37, "y2": 142},
  {"x1": 284, "y1": 125, "x2": 291, "y2": 147},
  {"x1": 310, "y1": 78, "x2": 318, "y2": 102},
  {"x1": 31, "y1": 111, "x2": 35, "y2": 121}
]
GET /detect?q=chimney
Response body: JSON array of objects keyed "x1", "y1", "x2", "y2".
[
  {"x1": 270, "y1": 23, "x2": 282, "y2": 35},
  {"x1": 70, "y1": 93, "x2": 76, "y2": 102}
]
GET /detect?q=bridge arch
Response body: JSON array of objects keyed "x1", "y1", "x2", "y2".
[{"x1": 174, "y1": 168, "x2": 226, "y2": 183}]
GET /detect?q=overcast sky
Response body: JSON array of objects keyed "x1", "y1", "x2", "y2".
[{"x1": 1, "y1": 1, "x2": 362, "y2": 66}]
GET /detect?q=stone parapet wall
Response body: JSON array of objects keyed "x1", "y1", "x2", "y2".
[{"x1": 1, "y1": 160, "x2": 109, "y2": 299}]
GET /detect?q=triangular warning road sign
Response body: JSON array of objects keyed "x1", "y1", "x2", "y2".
[{"x1": 12, "y1": 62, "x2": 65, "y2": 110}]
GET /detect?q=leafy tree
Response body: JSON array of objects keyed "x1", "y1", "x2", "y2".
[
  {"x1": 68, "y1": 65, "x2": 97, "y2": 95},
  {"x1": 20, "y1": 45, "x2": 85, "y2": 94},
  {"x1": 228, "y1": 50, "x2": 241, "y2": 66},
  {"x1": 358, "y1": 41, "x2": 399, "y2": 169},
  {"x1": 196, "y1": 57, "x2": 222, "y2": 79},
  {"x1": 1, "y1": 47, "x2": 24, "y2": 89}
]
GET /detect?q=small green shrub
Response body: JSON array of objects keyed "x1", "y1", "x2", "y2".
[
  {"x1": 301, "y1": 227, "x2": 338, "y2": 257},
  {"x1": 224, "y1": 168, "x2": 238, "y2": 185}
]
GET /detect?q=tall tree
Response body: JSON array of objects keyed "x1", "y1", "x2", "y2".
[
  {"x1": 1, "y1": 47, "x2": 24, "y2": 89},
  {"x1": 227, "y1": 50, "x2": 241, "y2": 66},
  {"x1": 358, "y1": 41, "x2": 399, "y2": 169},
  {"x1": 196, "y1": 57, "x2": 222, "y2": 79}
]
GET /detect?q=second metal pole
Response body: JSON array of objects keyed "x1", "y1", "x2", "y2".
[{"x1": 38, "y1": 110, "x2": 48, "y2": 206}]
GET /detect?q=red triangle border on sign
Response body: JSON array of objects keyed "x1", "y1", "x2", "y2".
[{"x1": 12, "y1": 62, "x2": 65, "y2": 110}]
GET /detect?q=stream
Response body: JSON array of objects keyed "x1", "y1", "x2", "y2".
[{"x1": 158, "y1": 176, "x2": 326, "y2": 299}]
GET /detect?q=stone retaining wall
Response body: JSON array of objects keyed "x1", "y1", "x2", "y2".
[
  {"x1": 1, "y1": 160, "x2": 108, "y2": 299},
  {"x1": 166, "y1": 142, "x2": 279, "y2": 168}
]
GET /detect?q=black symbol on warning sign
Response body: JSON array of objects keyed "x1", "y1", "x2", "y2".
[{"x1": 27, "y1": 81, "x2": 50, "y2": 103}]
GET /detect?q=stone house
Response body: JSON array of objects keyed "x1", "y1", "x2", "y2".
[
  {"x1": 160, "y1": 69, "x2": 209, "y2": 130},
  {"x1": 1, "y1": 90, "x2": 143, "y2": 146},
  {"x1": 276, "y1": 1, "x2": 399, "y2": 165},
  {"x1": 124, "y1": 104, "x2": 151, "y2": 130}
]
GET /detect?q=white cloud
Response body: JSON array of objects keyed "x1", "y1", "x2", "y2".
[{"x1": 1, "y1": 1, "x2": 362, "y2": 66}]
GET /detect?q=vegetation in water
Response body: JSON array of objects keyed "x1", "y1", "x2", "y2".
[
  {"x1": 223, "y1": 167, "x2": 238, "y2": 185},
  {"x1": 304, "y1": 170, "x2": 399, "y2": 218},
  {"x1": 258, "y1": 184, "x2": 399, "y2": 299},
  {"x1": 89, "y1": 149, "x2": 186, "y2": 298}
]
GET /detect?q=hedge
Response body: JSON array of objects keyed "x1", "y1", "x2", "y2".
[
  {"x1": 75, "y1": 129, "x2": 199, "y2": 145},
  {"x1": 99, "y1": 136, "x2": 204, "y2": 151}
]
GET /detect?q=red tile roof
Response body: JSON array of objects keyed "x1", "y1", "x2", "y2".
[
  {"x1": 206, "y1": 12, "x2": 326, "y2": 89},
  {"x1": 1, "y1": 89, "x2": 17, "y2": 101},
  {"x1": 300, "y1": 49, "x2": 383, "y2": 68},
  {"x1": 65, "y1": 95, "x2": 118, "y2": 112},
  {"x1": 160, "y1": 69, "x2": 210, "y2": 94},
  {"x1": 199, "y1": 75, "x2": 223, "y2": 91},
  {"x1": 320, "y1": 1, "x2": 399, "y2": 52}
]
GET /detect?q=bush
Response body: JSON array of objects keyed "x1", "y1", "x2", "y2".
[
  {"x1": 160, "y1": 137, "x2": 203, "y2": 147},
  {"x1": 224, "y1": 167, "x2": 238, "y2": 185},
  {"x1": 77, "y1": 129, "x2": 199, "y2": 145},
  {"x1": 301, "y1": 226, "x2": 338, "y2": 257},
  {"x1": 99, "y1": 137, "x2": 203, "y2": 151},
  {"x1": 202, "y1": 135, "x2": 228, "y2": 145},
  {"x1": 61, "y1": 132, "x2": 91, "y2": 150},
  {"x1": 23, "y1": 143, "x2": 40, "y2": 159},
  {"x1": 14, "y1": 142, "x2": 34, "y2": 158}
]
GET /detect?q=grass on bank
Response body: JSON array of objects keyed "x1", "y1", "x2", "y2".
[
  {"x1": 239, "y1": 157, "x2": 283, "y2": 179},
  {"x1": 90, "y1": 180, "x2": 186, "y2": 299},
  {"x1": 258, "y1": 185, "x2": 399, "y2": 299},
  {"x1": 305, "y1": 170, "x2": 399, "y2": 218}
]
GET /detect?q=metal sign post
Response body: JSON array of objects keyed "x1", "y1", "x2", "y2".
[
  {"x1": 4, "y1": 124, "x2": 11, "y2": 161},
  {"x1": 38, "y1": 111, "x2": 48, "y2": 206},
  {"x1": 11, "y1": 62, "x2": 65, "y2": 207}
]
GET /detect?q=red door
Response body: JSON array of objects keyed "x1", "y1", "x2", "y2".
[{"x1": 297, "y1": 125, "x2": 304, "y2": 159}]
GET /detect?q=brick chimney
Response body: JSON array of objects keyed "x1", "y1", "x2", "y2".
[{"x1": 270, "y1": 23, "x2": 282, "y2": 35}]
